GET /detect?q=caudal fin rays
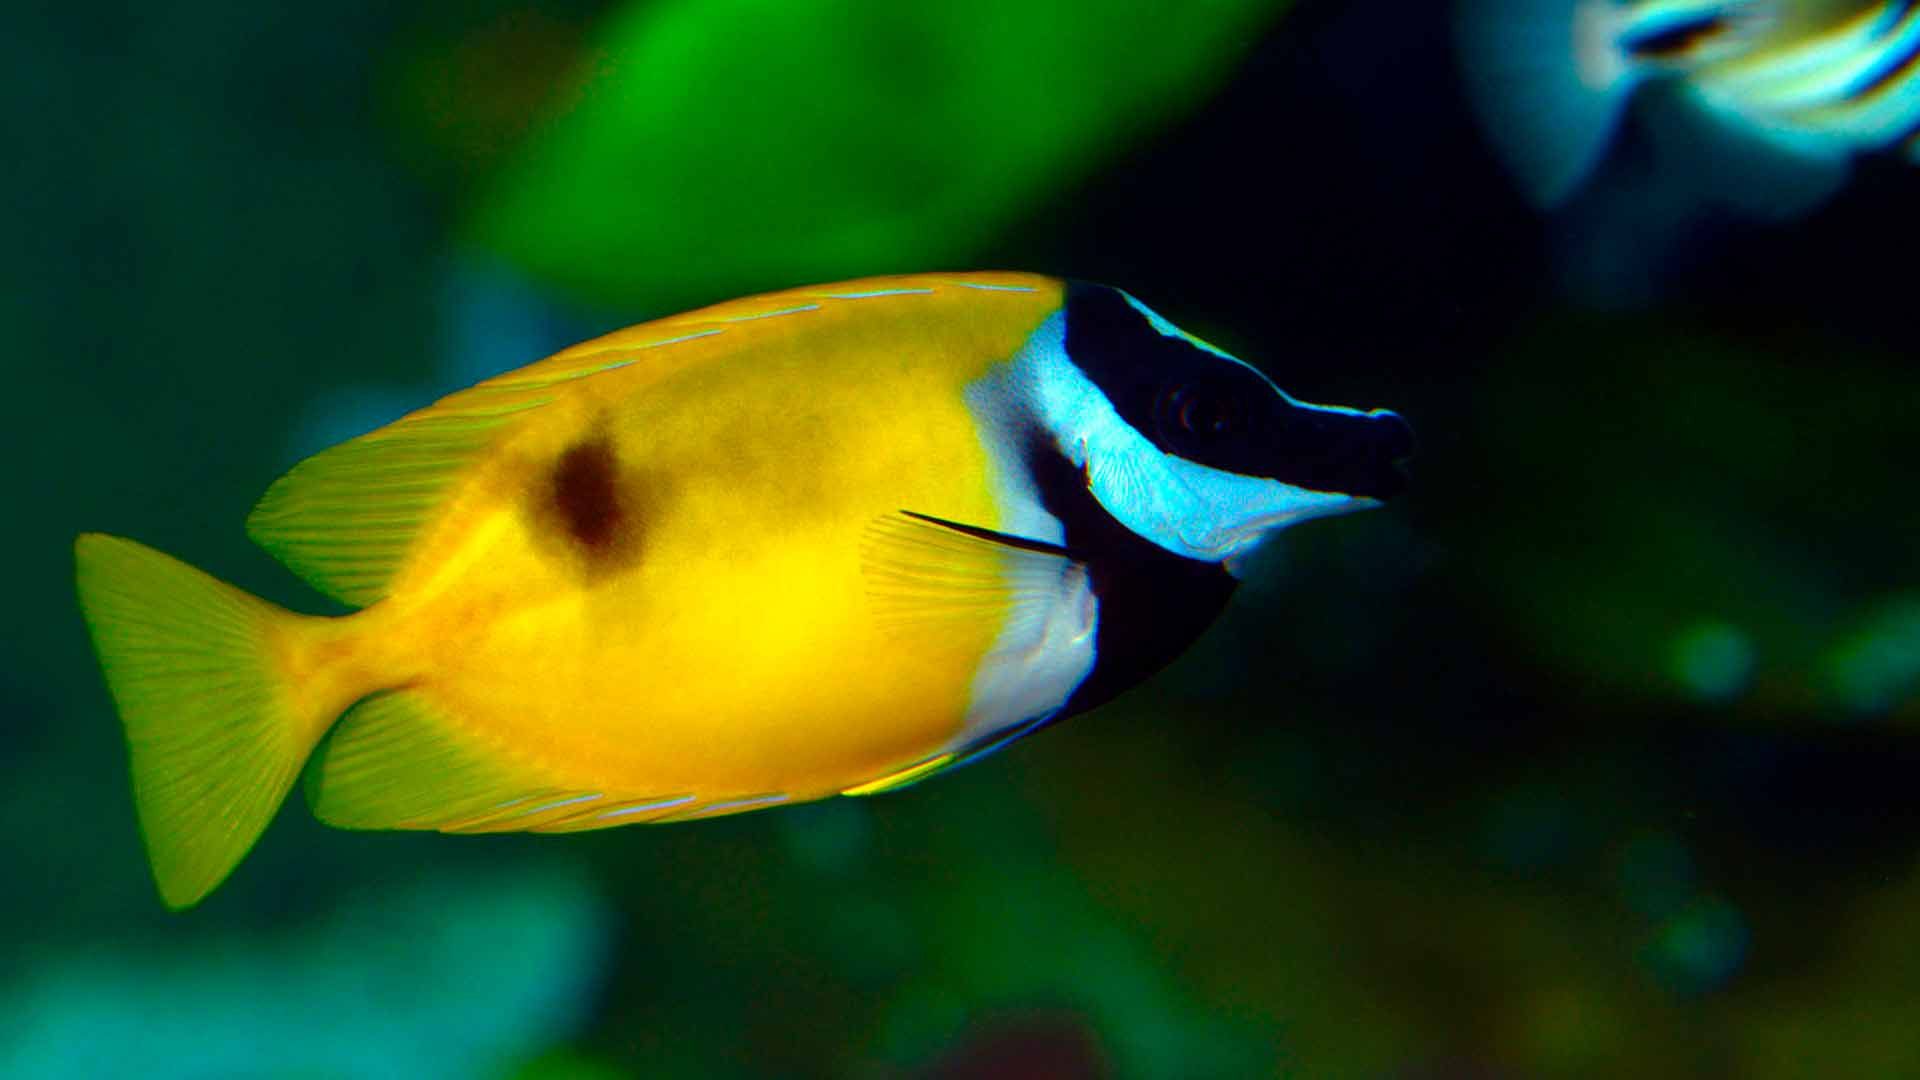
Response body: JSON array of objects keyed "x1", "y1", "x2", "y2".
[{"x1": 74, "y1": 534, "x2": 332, "y2": 909}]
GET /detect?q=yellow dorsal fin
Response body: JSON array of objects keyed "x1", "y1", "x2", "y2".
[
  {"x1": 244, "y1": 351, "x2": 646, "y2": 606},
  {"x1": 305, "y1": 689, "x2": 707, "y2": 833},
  {"x1": 246, "y1": 298, "x2": 791, "y2": 608},
  {"x1": 247, "y1": 272, "x2": 1054, "y2": 606}
]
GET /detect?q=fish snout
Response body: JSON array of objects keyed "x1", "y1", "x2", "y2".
[{"x1": 1315, "y1": 409, "x2": 1414, "y2": 501}]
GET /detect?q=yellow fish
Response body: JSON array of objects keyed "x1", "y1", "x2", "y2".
[{"x1": 75, "y1": 272, "x2": 1411, "y2": 909}]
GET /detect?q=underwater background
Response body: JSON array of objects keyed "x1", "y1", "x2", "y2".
[{"x1": 8, "y1": 1, "x2": 1919, "y2": 1076}]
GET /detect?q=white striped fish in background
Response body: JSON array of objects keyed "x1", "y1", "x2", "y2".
[{"x1": 1455, "y1": 0, "x2": 1920, "y2": 214}]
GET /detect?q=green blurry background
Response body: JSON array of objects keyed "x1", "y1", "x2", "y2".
[{"x1": 8, "y1": 1, "x2": 1920, "y2": 1076}]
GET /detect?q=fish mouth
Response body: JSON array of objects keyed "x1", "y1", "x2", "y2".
[
  {"x1": 1265, "y1": 407, "x2": 1413, "y2": 503},
  {"x1": 1327, "y1": 409, "x2": 1414, "y2": 501},
  {"x1": 1240, "y1": 407, "x2": 1411, "y2": 542},
  {"x1": 1219, "y1": 409, "x2": 1412, "y2": 554}
]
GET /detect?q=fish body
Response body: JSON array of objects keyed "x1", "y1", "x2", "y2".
[
  {"x1": 1455, "y1": 0, "x2": 1920, "y2": 210},
  {"x1": 75, "y1": 272, "x2": 1411, "y2": 908}
]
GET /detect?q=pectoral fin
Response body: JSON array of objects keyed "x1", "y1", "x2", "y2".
[
  {"x1": 858, "y1": 510, "x2": 1084, "y2": 642},
  {"x1": 848, "y1": 511, "x2": 1096, "y2": 796}
]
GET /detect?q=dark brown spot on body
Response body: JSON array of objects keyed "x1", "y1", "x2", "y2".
[
  {"x1": 530, "y1": 430, "x2": 651, "y2": 580},
  {"x1": 554, "y1": 438, "x2": 622, "y2": 550}
]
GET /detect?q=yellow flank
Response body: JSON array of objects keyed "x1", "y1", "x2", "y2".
[
  {"x1": 310, "y1": 273, "x2": 1065, "y2": 809},
  {"x1": 77, "y1": 271, "x2": 1073, "y2": 907}
]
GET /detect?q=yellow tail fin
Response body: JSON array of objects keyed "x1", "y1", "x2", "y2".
[{"x1": 74, "y1": 533, "x2": 334, "y2": 909}]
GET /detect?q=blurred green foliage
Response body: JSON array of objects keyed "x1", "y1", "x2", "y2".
[{"x1": 464, "y1": 0, "x2": 1287, "y2": 310}]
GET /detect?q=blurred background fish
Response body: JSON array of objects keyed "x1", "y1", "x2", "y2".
[{"x1": 1456, "y1": 0, "x2": 1920, "y2": 213}]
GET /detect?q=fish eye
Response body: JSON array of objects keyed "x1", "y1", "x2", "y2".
[{"x1": 1156, "y1": 383, "x2": 1245, "y2": 445}]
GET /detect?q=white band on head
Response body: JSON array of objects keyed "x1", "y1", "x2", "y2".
[{"x1": 998, "y1": 311, "x2": 1374, "y2": 567}]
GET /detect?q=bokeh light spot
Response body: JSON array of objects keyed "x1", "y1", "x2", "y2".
[
  {"x1": 1644, "y1": 896, "x2": 1750, "y2": 996},
  {"x1": 1669, "y1": 620, "x2": 1756, "y2": 703},
  {"x1": 1824, "y1": 596, "x2": 1920, "y2": 715}
]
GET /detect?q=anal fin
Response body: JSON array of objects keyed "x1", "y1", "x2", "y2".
[
  {"x1": 305, "y1": 690, "x2": 694, "y2": 834},
  {"x1": 447, "y1": 792, "x2": 698, "y2": 834},
  {"x1": 840, "y1": 710, "x2": 1059, "y2": 798},
  {"x1": 841, "y1": 752, "x2": 958, "y2": 796}
]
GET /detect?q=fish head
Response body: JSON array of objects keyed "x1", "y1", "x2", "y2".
[{"x1": 1038, "y1": 282, "x2": 1412, "y2": 569}]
